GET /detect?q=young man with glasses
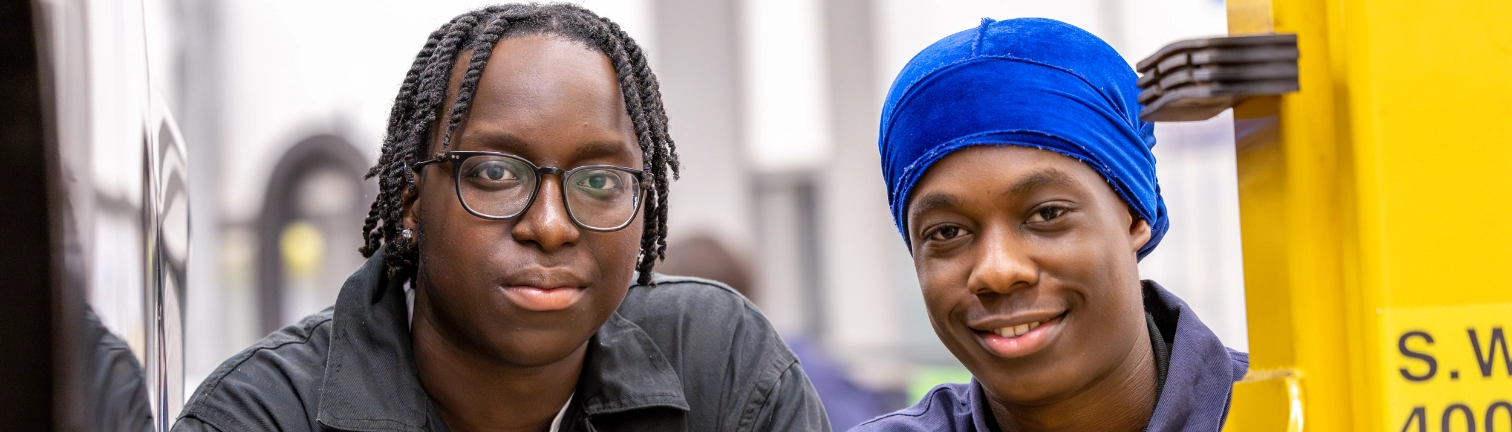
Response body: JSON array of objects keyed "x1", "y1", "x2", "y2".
[{"x1": 174, "y1": 5, "x2": 828, "y2": 431}]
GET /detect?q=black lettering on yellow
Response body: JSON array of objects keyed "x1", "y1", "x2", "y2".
[
  {"x1": 1444, "y1": 403, "x2": 1476, "y2": 432},
  {"x1": 1470, "y1": 327, "x2": 1510, "y2": 378},
  {"x1": 1400, "y1": 331, "x2": 1438, "y2": 381},
  {"x1": 1488, "y1": 401, "x2": 1512, "y2": 432},
  {"x1": 1402, "y1": 406, "x2": 1427, "y2": 432}
]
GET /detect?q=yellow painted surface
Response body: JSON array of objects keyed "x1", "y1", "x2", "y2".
[
  {"x1": 1228, "y1": 369, "x2": 1305, "y2": 432},
  {"x1": 1342, "y1": 2, "x2": 1512, "y2": 309},
  {"x1": 1379, "y1": 303, "x2": 1512, "y2": 431},
  {"x1": 1226, "y1": 0, "x2": 1274, "y2": 34},
  {"x1": 1223, "y1": 0, "x2": 1512, "y2": 430}
]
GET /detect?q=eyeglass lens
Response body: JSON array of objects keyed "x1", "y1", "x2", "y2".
[{"x1": 456, "y1": 155, "x2": 639, "y2": 229}]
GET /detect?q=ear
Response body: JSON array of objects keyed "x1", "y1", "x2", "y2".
[
  {"x1": 1128, "y1": 212, "x2": 1152, "y2": 255},
  {"x1": 401, "y1": 174, "x2": 422, "y2": 244}
]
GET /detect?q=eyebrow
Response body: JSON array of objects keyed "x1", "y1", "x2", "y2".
[
  {"x1": 906, "y1": 168, "x2": 1076, "y2": 222},
  {"x1": 1006, "y1": 168, "x2": 1076, "y2": 196},
  {"x1": 458, "y1": 131, "x2": 528, "y2": 153},
  {"x1": 571, "y1": 140, "x2": 636, "y2": 162},
  {"x1": 908, "y1": 193, "x2": 962, "y2": 222},
  {"x1": 462, "y1": 131, "x2": 635, "y2": 164}
]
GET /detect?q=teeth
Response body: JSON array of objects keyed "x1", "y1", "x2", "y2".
[{"x1": 993, "y1": 321, "x2": 1042, "y2": 338}]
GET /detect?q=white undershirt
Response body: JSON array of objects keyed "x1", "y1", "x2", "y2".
[
  {"x1": 405, "y1": 281, "x2": 415, "y2": 328},
  {"x1": 548, "y1": 395, "x2": 571, "y2": 431},
  {"x1": 404, "y1": 282, "x2": 575, "y2": 431}
]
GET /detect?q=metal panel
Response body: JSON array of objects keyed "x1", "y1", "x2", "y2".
[
  {"x1": 33, "y1": 0, "x2": 189, "y2": 429},
  {"x1": 1222, "y1": 0, "x2": 1512, "y2": 430},
  {"x1": 0, "y1": 0, "x2": 57, "y2": 428}
]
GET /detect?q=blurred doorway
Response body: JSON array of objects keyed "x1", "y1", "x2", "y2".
[{"x1": 255, "y1": 135, "x2": 372, "y2": 334}]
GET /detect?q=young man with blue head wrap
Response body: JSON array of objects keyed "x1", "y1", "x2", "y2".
[{"x1": 854, "y1": 18, "x2": 1248, "y2": 432}]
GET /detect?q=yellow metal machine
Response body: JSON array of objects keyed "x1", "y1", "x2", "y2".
[{"x1": 1212, "y1": 0, "x2": 1512, "y2": 430}]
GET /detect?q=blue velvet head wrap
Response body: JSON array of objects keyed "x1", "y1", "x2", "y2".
[{"x1": 879, "y1": 17, "x2": 1167, "y2": 258}]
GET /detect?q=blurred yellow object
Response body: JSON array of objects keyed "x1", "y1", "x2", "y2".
[
  {"x1": 906, "y1": 366, "x2": 973, "y2": 405},
  {"x1": 280, "y1": 221, "x2": 325, "y2": 280},
  {"x1": 1222, "y1": 0, "x2": 1512, "y2": 430},
  {"x1": 1228, "y1": 369, "x2": 1304, "y2": 432}
]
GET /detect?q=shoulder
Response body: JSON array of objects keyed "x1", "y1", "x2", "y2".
[
  {"x1": 620, "y1": 274, "x2": 759, "y2": 320},
  {"x1": 619, "y1": 272, "x2": 794, "y2": 364},
  {"x1": 852, "y1": 383, "x2": 975, "y2": 432},
  {"x1": 175, "y1": 308, "x2": 334, "y2": 432},
  {"x1": 618, "y1": 274, "x2": 789, "y2": 358},
  {"x1": 617, "y1": 274, "x2": 817, "y2": 427},
  {"x1": 1227, "y1": 348, "x2": 1250, "y2": 380}
]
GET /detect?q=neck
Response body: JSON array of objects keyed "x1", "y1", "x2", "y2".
[
  {"x1": 986, "y1": 327, "x2": 1159, "y2": 432},
  {"x1": 411, "y1": 284, "x2": 580, "y2": 432}
]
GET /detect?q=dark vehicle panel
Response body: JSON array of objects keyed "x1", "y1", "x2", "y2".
[{"x1": 3, "y1": 0, "x2": 189, "y2": 430}]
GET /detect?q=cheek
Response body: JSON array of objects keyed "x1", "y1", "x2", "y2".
[
  {"x1": 585, "y1": 228, "x2": 641, "y2": 316},
  {"x1": 419, "y1": 190, "x2": 494, "y2": 251},
  {"x1": 595, "y1": 222, "x2": 644, "y2": 279},
  {"x1": 1043, "y1": 223, "x2": 1146, "y2": 344},
  {"x1": 1034, "y1": 222, "x2": 1131, "y2": 284},
  {"x1": 603, "y1": 233, "x2": 641, "y2": 272},
  {"x1": 616, "y1": 212, "x2": 646, "y2": 263},
  {"x1": 914, "y1": 255, "x2": 974, "y2": 322}
]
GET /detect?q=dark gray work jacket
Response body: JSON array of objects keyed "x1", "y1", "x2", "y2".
[
  {"x1": 174, "y1": 251, "x2": 830, "y2": 431},
  {"x1": 852, "y1": 281, "x2": 1249, "y2": 432}
]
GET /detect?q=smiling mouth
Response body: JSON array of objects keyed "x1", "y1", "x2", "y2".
[
  {"x1": 991, "y1": 321, "x2": 1044, "y2": 338},
  {"x1": 972, "y1": 312, "x2": 1067, "y2": 358}
]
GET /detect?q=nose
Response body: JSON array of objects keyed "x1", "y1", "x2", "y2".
[
  {"x1": 967, "y1": 225, "x2": 1038, "y2": 296},
  {"x1": 511, "y1": 174, "x2": 581, "y2": 251}
]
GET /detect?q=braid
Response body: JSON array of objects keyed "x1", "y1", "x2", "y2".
[
  {"x1": 440, "y1": 14, "x2": 510, "y2": 153},
  {"x1": 596, "y1": 17, "x2": 680, "y2": 286},
  {"x1": 587, "y1": 17, "x2": 661, "y2": 287},
  {"x1": 360, "y1": 4, "x2": 681, "y2": 287},
  {"x1": 360, "y1": 27, "x2": 445, "y2": 257},
  {"x1": 361, "y1": 12, "x2": 481, "y2": 279}
]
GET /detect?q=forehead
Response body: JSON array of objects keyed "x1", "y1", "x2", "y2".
[
  {"x1": 471, "y1": 34, "x2": 619, "y2": 109},
  {"x1": 442, "y1": 34, "x2": 636, "y2": 161},
  {"x1": 908, "y1": 145, "x2": 1111, "y2": 209}
]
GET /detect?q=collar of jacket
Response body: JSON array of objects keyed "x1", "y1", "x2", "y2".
[
  {"x1": 966, "y1": 280, "x2": 1247, "y2": 431},
  {"x1": 313, "y1": 250, "x2": 689, "y2": 431}
]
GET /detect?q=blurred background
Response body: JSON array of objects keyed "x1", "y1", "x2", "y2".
[{"x1": 133, "y1": 0, "x2": 1245, "y2": 428}]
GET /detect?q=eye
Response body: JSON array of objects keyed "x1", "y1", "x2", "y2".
[
  {"x1": 927, "y1": 225, "x2": 963, "y2": 241},
  {"x1": 570, "y1": 170, "x2": 631, "y2": 202},
  {"x1": 576, "y1": 172, "x2": 619, "y2": 190},
  {"x1": 468, "y1": 161, "x2": 520, "y2": 182},
  {"x1": 1027, "y1": 206, "x2": 1068, "y2": 223}
]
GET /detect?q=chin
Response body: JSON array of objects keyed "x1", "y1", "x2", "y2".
[
  {"x1": 482, "y1": 327, "x2": 592, "y2": 367},
  {"x1": 976, "y1": 365, "x2": 1083, "y2": 406},
  {"x1": 949, "y1": 336, "x2": 1082, "y2": 406}
]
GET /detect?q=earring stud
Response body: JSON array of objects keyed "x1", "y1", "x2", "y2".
[{"x1": 401, "y1": 229, "x2": 413, "y2": 241}]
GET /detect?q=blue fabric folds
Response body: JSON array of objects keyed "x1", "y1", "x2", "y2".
[{"x1": 879, "y1": 17, "x2": 1167, "y2": 258}]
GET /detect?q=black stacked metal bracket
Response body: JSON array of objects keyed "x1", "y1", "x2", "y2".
[{"x1": 1136, "y1": 33, "x2": 1300, "y2": 122}]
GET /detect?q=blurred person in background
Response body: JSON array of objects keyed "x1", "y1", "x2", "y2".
[
  {"x1": 174, "y1": 4, "x2": 827, "y2": 431},
  {"x1": 659, "y1": 234, "x2": 898, "y2": 430},
  {"x1": 853, "y1": 18, "x2": 1247, "y2": 432}
]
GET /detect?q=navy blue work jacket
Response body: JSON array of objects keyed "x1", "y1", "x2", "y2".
[{"x1": 853, "y1": 281, "x2": 1248, "y2": 432}]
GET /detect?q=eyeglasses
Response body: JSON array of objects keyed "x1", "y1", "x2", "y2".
[{"x1": 411, "y1": 151, "x2": 646, "y2": 231}]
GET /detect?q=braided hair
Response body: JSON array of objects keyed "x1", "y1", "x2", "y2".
[{"x1": 359, "y1": 4, "x2": 680, "y2": 287}]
